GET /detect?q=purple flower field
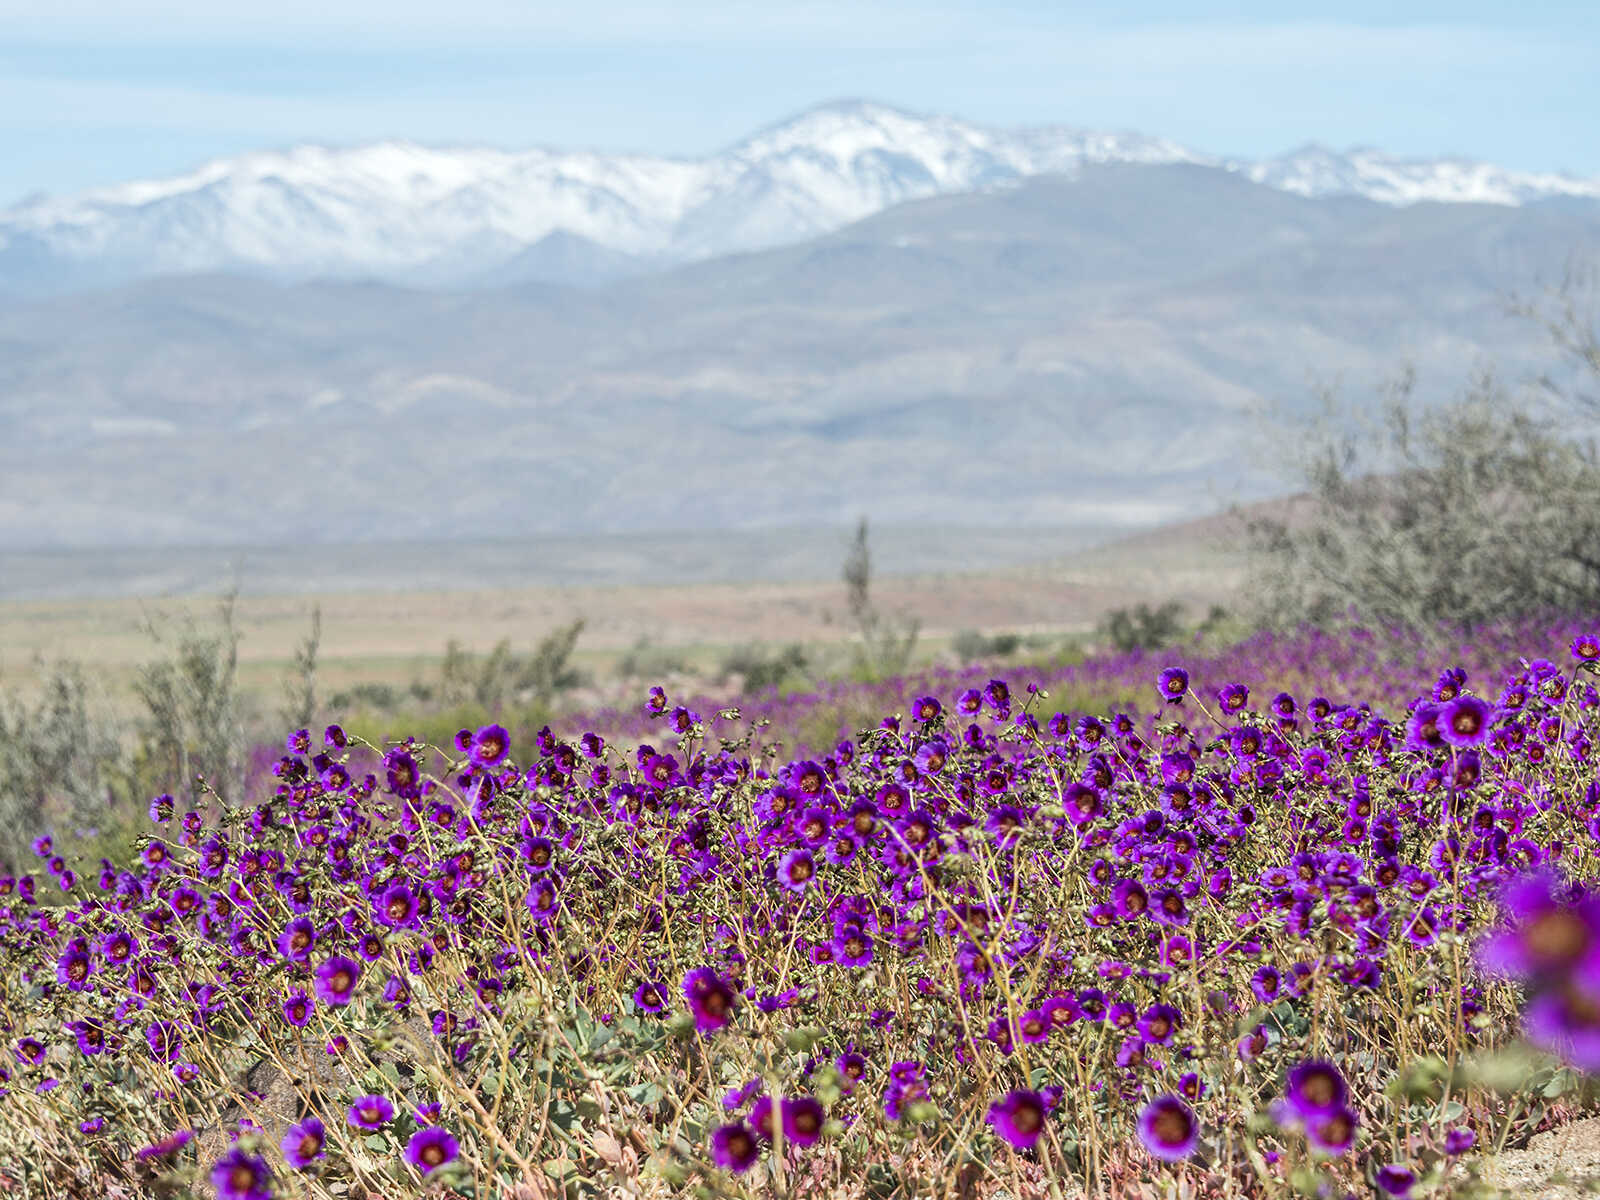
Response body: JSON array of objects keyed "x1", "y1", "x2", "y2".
[{"x1": 3, "y1": 619, "x2": 1600, "y2": 1197}]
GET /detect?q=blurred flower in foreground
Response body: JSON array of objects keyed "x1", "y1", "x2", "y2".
[
  {"x1": 1480, "y1": 871, "x2": 1600, "y2": 1069},
  {"x1": 1271, "y1": 1060, "x2": 1358, "y2": 1156},
  {"x1": 211, "y1": 1148, "x2": 272, "y2": 1200},
  {"x1": 1136, "y1": 1095, "x2": 1199, "y2": 1161}
]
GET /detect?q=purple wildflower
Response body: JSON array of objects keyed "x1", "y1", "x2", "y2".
[
  {"x1": 776, "y1": 847, "x2": 817, "y2": 894},
  {"x1": 1157, "y1": 667, "x2": 1189, "y2": 704},
  {"x1": 210, "y1": 1148, "x2": 273, "y2": 1200},
  {"x1": 469, "y1": 723, "x2": 510, "y2": 768},
  {"x1": 683, "y1": 967, "x2": 737, "y2": 1033},
  {"x1": 1284, "y1": 1060, "x2": 1349, "y2": 1121},
  {"x1": 347, "y1": 1094, "x2": 394, "y2": 1130},
  {"x1": 134, "y1": 1130, "x2": 193, "y2": 1161},
  {"x1": 282, "y1": 1117, "x2": 326, "y2": 1168},
  {"x1": 405, "y1": 1126, "x2": 459, "y2": 1175},
  {"x1": 711, "y1": 1121, "x2": 760, "y2": 1172},
  {"x1": 1304, "y1": 1105, "x2": 1359, "y2": 1156},
  {"x1": 1439, "y1": 695, "x2": 1492, "y2": 747},
  {"x1": 1137, "y1": 1095, "x2": 1199, "y2": 1161},
  {"x1": 1375, "y1": 1165, "x2": 1417, "y2": 1197},
  {"x1": 782, "y1": 1097, "x2": 826, "y2": 1147},
  {"x1": 314, "y1": 956, "x2": 362, "y2": 1006},
  {"x1": 986, "y1": 1089, "x2": 1047, "y2": 1151},
  {"x1": 282, "y1": 990, "x2": 313, "y2": 1028}
]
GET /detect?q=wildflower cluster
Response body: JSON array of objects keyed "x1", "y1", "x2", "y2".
[{"x1": 0, "y1": 631, "x2": 1597, "y2": 1197}]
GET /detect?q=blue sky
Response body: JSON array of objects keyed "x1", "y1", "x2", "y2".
[{"x1": 1, "y1": 0, "x2": 1595, "y2": 206}]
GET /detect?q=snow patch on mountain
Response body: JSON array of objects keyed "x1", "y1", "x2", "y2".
[
  {"x1": 1235, "y1": 143, "x2": 1600, "y2": 206},
  {"x1": 2, "y1": 99, "x2": 1596, "y2": 290}
]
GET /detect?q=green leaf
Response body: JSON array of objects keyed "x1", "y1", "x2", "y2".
[{"x1": 625, "y1": 1081, "x2": 663, "y2": 1106}]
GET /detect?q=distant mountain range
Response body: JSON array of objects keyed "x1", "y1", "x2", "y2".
[
  {"x1": 3, "y1": 99, "x2": 1599, "y2": 294},
  {"x1": 4, "y1": 150, "x2": 1597, "y2": 550}
]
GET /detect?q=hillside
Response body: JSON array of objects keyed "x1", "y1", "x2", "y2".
[{"x1": 2, "y1": 163, "x2": 1594, "y2": 548}]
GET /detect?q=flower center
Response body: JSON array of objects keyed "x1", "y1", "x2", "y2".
[
  {"x1": 1300, "y1": 1073, "x2": 1336, "y2": 1107},
  {"x1": 1315, "y1": 1112, "x2": 1353, "y2": 1145},
  {"x1": 1151, "y1": 1108, "x2": 1189, "y2": 1146},
  {"x1": 1525, "y1": 910, "x2": 1590, "y2": 963}
]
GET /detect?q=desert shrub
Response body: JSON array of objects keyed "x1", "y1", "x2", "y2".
[
  {"x1": 1099, "y1": 601, "x2": 1187, "y2": 653},
  {"x1": 325, "y1": 681, "x2": 404, "y2": 711},
  {"x1": 434, "y1": 620, "x2": 587, "y2": 713},
  {"x1": 1252, "y1": 266, "x2": 1600, "y2": 634},
  {"x1": 278, "y1": 604, "x2": 322, "y2": 733},
  {"x1": 1249, "y1": 370, "x2": 1600, "y2": 632},
  {"x1": 1513, "y1": 255, "x2": 1600, "y2": 415},
  {"x1": 615, "y1": 636, "x2": 689, "y2": 681},
  {"x1": 130, "y1": 590, "x2": 249, "y2": 809},
  {"x1": 0, "y1": 659, "x2": 126, "y2": 870},
  {"x1": 0, "y1": 594, "x2": 275, "y2": 867},
  {"x1": 951, "y1": 629, "x2": 1022, "y2": 661},
  {"x1": 719, "y1": 642, "x2": 809, "y2": 692}
]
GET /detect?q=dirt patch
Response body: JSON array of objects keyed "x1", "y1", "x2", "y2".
[{"x1": 1482, "y1": 1117, "x2": 1600, "y2": 1198}]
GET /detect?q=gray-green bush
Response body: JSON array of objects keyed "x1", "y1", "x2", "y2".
[
  {"x1": 0, "y1": 659, "x2": 125, "y2": 868},
  {"x1": 951, "y1": 629, "x2": 1022, "y2": 661},
  {"x1": 1249, "y1": 267, "x2": 1600, "y2": 634},
  {"x1": 430, "y1": 620, "x2": 586, "y2": 713},
  {"x1": 1248, "y1": 369, "x2": 1600, "y2": 632},
  {"x1": 718, "y1": 641, "x2": 809, "y2": 691},
  {"x1": 131, "y1": 589, "x2": 248, "y2": 809}
]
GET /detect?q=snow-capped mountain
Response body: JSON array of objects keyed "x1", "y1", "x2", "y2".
[
  {"x1": 2, "y1": 99, "x2": 1597, "y2": 292},
  {"x1": 1236, "y1": 143, "x2": 1600, "y2": 207}
]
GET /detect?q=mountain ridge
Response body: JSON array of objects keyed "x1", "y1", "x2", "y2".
[
  {"x1": 6, "y1": 98, "x2": 1598, "y2": 296},
  {"x1": 4, "y1": 163, "x2": 1596, "y2": 549}
]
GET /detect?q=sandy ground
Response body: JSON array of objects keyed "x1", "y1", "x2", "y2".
[
  {"x1": 0, "y1": 516, "x2": 1248, "y2": 701},
  {"x1": 1480, "y1": 1117, "x2": 1600, "y2": 1198}
]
